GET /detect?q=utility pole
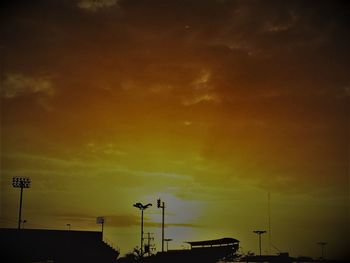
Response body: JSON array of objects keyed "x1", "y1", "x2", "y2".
[
  {"x1": 157, "y1": 198, "x2": 165, "y2": 252},
  {"x1": 253, "y1": 230, "x2": 267, "y2": 256},
  {"x1": 144, "y1": 232, "x2": 155, "y2": 256}
]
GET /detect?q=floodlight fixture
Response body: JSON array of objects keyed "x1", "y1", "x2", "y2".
[
  {"x1": 133, "y1": 203, "x2": 142, "y2": 209},
  {"x1": 144, "y1": 203, "x2": 152, "y2": 209},
  {"x1": 12, "y1": 176, "x2": 31, "y2": 229},
  {"x1": 12, "y1": 177, "x2": 31, "y2": 188}
]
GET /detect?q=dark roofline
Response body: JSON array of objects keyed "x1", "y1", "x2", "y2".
[
  {"x1": 0, "y1": 228, "x2": 102, "y2": 236},
  {"x1": 186, "y1": 237, "x2": 239, "y2": 247}
]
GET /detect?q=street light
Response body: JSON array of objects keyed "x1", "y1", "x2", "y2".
[
  {"x1": 12, "y1": 177, "x2": 31, "y2": 229},
  {"x1": 157, "y1": 198, "x2": 165, "y2": 252},
  {"x1": 317, "y1": 242, "x2": 327, "y2": 260},
  {"x1": 253, "y1": 230, "x2": 267, "y2": 256},
  {"x1": 133, "y1": 202, "x2": 152, "y2": 256},
  {"x1": 164, "y1": 238, "x2": 172, "y2": 251},
  {"x1": 66, "y1": 223, "x2": 71, "y2": 231}
]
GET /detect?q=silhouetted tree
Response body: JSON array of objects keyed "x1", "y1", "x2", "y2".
[{"x1": 117, "y1": 247, "x2": 142, "y2": 263}]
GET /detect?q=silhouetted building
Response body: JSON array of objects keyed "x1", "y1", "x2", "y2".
[
  {"x1": 0, "y1": 228, "x2": 119, "y2": 263},
  {"x1": 141, "y1": 237, "x2": 239, "y2": 263}
]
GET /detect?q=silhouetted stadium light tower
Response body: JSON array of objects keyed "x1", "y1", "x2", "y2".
[
  {"x1": 253, "y1": 230, "x2": 267, "y2": 256},
  {"x1": 157, "y1": 198, "x2": 166, "y2": 252},
  {"x1": 133, "y1": 202, "x2": 152, "y2": 256},
  {"x1": 12, "y1": 176, "x2": 31, "y2": 229},
  {"x1": 317, "y1": 242, "x2": 327, "y2": 260}
]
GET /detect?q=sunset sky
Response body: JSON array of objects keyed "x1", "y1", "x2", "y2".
[{"x1": 0, "y1": 0, "x2": 349, "y2": 259}]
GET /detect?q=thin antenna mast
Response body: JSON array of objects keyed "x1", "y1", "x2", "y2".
[{"x1": 268, "y1": 191, "x2": 271, "y2": 254}]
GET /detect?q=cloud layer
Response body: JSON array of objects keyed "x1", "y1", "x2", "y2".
[{"x1": 1, "y1": 0, "x2": 349, "y2": 258}]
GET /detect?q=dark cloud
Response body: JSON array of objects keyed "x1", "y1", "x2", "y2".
[
  {"x1": 1, "y1": 0, "x2": 348, "y2": 200},
  {"x1": 2, "y1": 0, "x2": 348, "y2": 107}
]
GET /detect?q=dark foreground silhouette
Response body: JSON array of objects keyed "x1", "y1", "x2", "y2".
[
  {"x1": 0, "y1": 228, "x2": 119, "y2": 263},
  {"x1": 117, "y1": 237, "x2": 240, "y2": 263},
  {"x1": 1, "y1": 228, "x2": 348, "y2": 263},
  {"x1": 146, "y1": 237, "x2": 239, "y2": 263}
]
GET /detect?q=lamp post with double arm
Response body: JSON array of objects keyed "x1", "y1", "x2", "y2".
[{"x1": 133, "y1": 202, "x2": 152, "y2": 256}]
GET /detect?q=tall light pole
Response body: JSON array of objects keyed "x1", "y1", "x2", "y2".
[
  {"x1": 253, "y1": 230, "x2": 267, "y2": 256},
  {"x1": 133, "y1": 202, "x2": 152, "y2": 256},
  {"x1": 157, "y1": 198, "x2": 165, "y2": 252},
  {"x1": 317, "y1": 242, "x2": 327, "y2": 260},
  {"x1": 12, "y1": 177, "x2": 31, "y2": 229},
  {"x1": 164, "y1": 238, "x2": 172, "y2": 251},
  {"x1": 66, "y1": 223, "x2": 71, "y2": 231}
]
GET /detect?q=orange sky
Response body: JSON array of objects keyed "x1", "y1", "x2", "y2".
[{"x1": 1, "y1": 0, "x2": 349, "y2": 259}]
